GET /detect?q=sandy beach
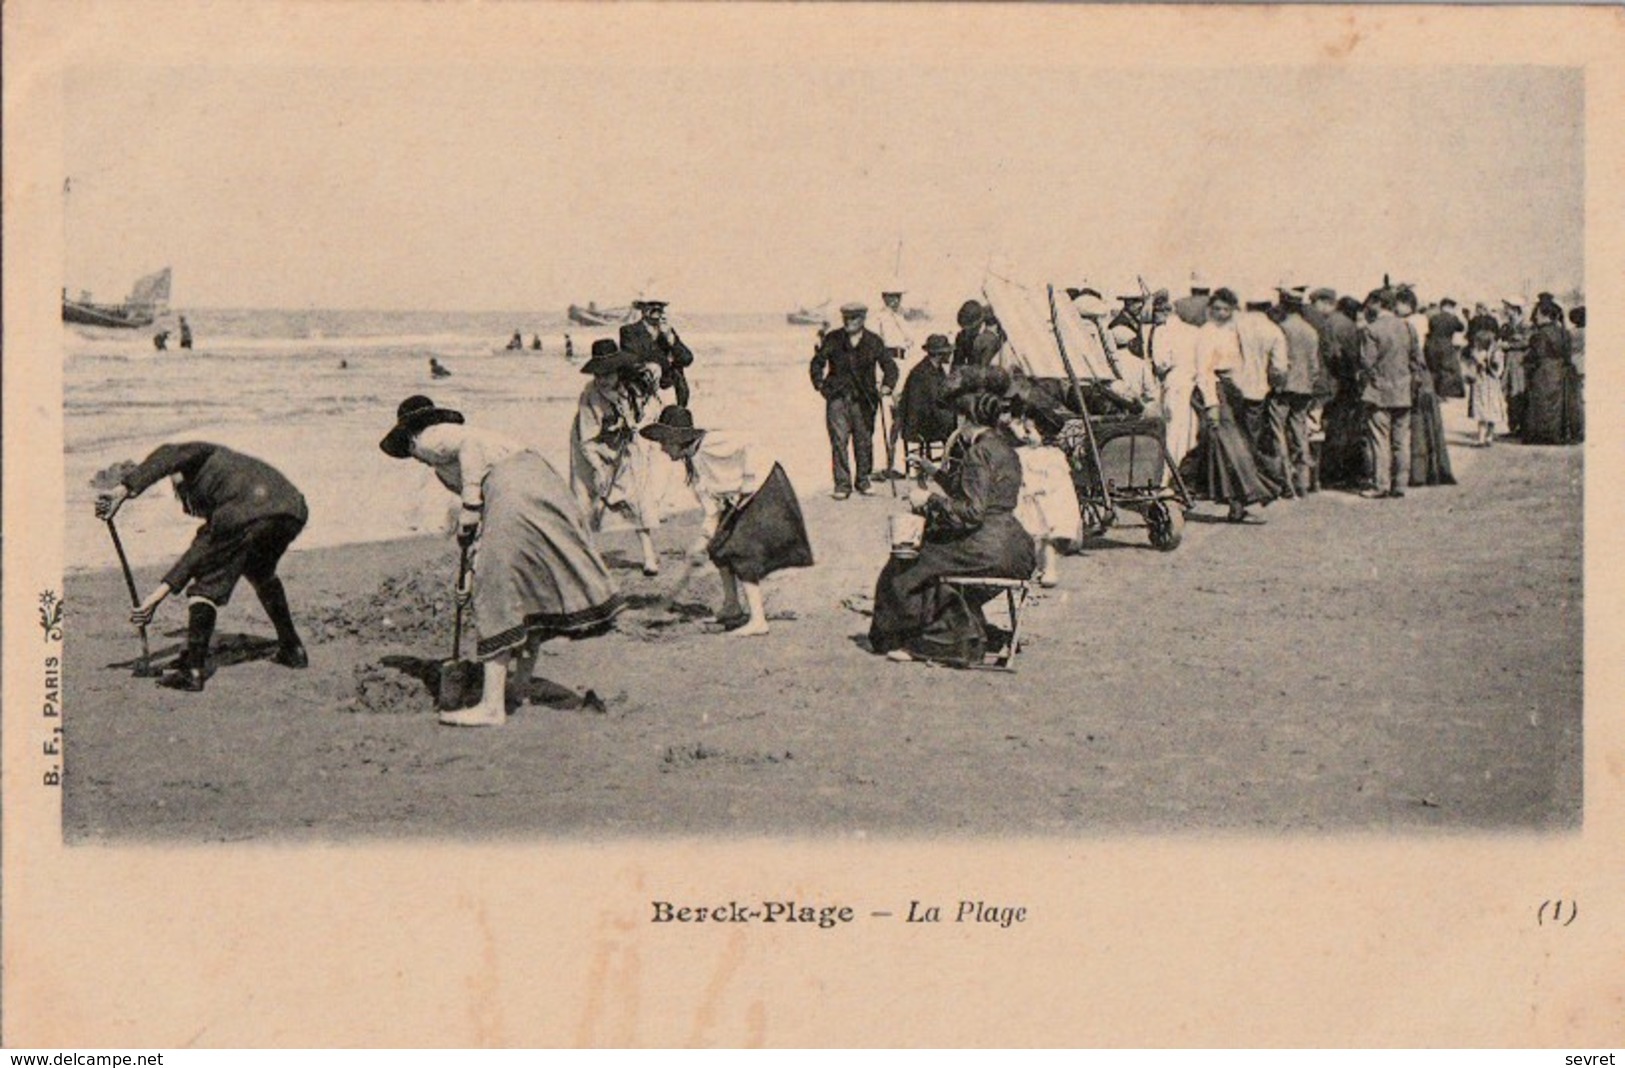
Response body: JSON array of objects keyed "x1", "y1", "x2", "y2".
[{"x1": 62, "y1": 389, "x2": 1582, "y2": 840}]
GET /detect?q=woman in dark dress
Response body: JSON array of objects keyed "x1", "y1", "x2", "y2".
[
  {"x1": 1521, "y1": 300, "x2": 1583, "y2": 444},
  {"x1": 1177, "y1": 288, "x2": 1282, "y2": 521},
  {"x1": 869, "y1": 368, "x2": 1036, "y2": 666}
]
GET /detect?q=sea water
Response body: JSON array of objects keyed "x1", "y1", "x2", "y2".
[{"x1": 64, "y1": 309, "x2": 843, "y2": 571}]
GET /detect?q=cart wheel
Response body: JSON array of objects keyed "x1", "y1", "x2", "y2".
[{"x1": 1147, "y1": 501, "x2": 1185, "y2": 551}]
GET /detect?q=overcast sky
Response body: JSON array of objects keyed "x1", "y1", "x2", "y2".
[{"x1": 65, "y1": 62, "x2": 1582, "y2": 313}]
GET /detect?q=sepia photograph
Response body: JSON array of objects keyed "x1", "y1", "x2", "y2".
[
  {"x1": 57, "y1": 53, "x2": 1583, "y2": 841},
  {"x1": 5, "y1": 0, "x2": 1622, "y2": 1048}
]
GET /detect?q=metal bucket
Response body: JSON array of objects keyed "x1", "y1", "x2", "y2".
[{"x1": 889, "y1": 512, "x2": 926, "y2": 559}]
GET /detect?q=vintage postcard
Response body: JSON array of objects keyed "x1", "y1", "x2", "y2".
[{"x1": 4, "y1": 0, "x2": 1622, "y2": 1047}]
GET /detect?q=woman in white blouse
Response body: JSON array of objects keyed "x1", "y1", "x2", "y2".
[
  {"x1": 641, "y1": 405, "x2": 813, "y2": 637},
  {"x1": 381, "y1": 396, "x2": 622, "y2": 726}
]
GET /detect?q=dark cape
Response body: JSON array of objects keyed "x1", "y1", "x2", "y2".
[
  {"x1": 869, "y1": 430, "x2": 1036, "y2": 665},
  {"x1": 706, "y1": 463, "x2": 814, "y2": 583}
]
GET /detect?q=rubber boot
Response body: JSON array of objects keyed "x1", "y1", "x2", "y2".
[{"x1": 255, "y1": 576, "x2": 308, "y2": 668}]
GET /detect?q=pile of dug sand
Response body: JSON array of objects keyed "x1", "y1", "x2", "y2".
[{"x1": 308, "y1": 564, "x2": 454, "y2": 646}]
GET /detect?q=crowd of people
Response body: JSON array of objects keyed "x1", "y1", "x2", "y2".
[{"x1": 95, "y1": 281, "x2": 1585, "y2": 724}]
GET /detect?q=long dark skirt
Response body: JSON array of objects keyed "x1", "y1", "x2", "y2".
[
  {"x1": 707, "y1": 463, "x2": 814, "y2": 582},
  {"x1": 1177, "y1": 382, "x2": 1283, "y2": 506},
  {"x1": 1523, "y1": 360, "x2": 1584, "y2": 445},
  {"x1": 869, "y1": 512, "x2": 1036, "y2": 664},
  {"x1": 1427, "y1": 340, "x2": 1466, "y2": 399},
  {"x1": 1408, "y1": 392, "x2": 1456, "y2": 486},
  {"x1": 1317, "y1": 389, "x2": 1369, "y2": 488}
]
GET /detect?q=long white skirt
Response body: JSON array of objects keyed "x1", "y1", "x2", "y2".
[{"x1": 1015, "y1": 445, "x2": 1083, "y2": 544}]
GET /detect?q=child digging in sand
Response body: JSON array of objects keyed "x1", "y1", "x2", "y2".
[{"x1": 640, "y1": 406, "x2": 813, "y2": 637}]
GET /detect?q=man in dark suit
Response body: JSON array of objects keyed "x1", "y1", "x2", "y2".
[
  {"x1": 896, "y1": 333, "x2": 957, "y2": 465},
  {"x1": 951, "y1": 300, "x2": 1001, "y2": 370},
  {"x1": 95, "y1": 442, "x2": 310, "y2": 691},
  {"x1": 810, "y1": 302, "x2": 899, "y2": 498},
  {"x1": 619, "y1": 299, "x2": 695, "y2": 406}
]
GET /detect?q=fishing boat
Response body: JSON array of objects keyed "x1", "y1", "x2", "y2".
[
  {"x1": 786, "y1": 299, "x2": 831, "y2": 326},
  {"x1": 567, "y1": 301, "x2": 636, "y2": 327},
  {"x1": 63, "y1": 267, "x2": 171, "y2": 329}
]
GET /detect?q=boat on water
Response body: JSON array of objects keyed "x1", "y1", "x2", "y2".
[
  {"x1": 567, "y1": 301, "x2": 636, "y2": 327},
  {"x1": 786, "y1": 299, "x2": 831, "y2": 326},
  {"x1": 902, "y1": 305, "x2": 931, "y2": 322},
  {"x1": 63, "y1": 267, "x2": 171, "y2": 329}
]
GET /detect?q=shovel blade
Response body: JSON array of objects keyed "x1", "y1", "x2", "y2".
[{"x1": 436, "y1": 658, "x2": 481, "y2": 711}]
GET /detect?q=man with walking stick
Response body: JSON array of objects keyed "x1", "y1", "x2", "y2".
[
  {"x1": 810, "y1": 302, "x2": 899, "y2": 500},
  {"x1": 95, "y1": 442, "x2": 309, "y2": 692}
]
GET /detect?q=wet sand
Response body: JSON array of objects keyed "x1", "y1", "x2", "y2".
[{"x1": 62, "y1": 414, "x2": 1581, "y2": 841}]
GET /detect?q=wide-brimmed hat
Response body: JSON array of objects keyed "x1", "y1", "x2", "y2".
[
  {"x1": 638, "y1": 405, "x2": 706, "y2": 447},
  {"x1": 380, "y1": 395, "x2": 464, "y2": 458},
  {"x1": 922, "y1": 333, "x2": 953, "y2": 356},
  {"x1": 581, "y1": 338, "x2": 642, "y2": 376}
]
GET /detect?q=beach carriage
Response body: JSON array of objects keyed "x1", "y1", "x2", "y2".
[{"x1": 984, "y1": 273, "x2": 1191, "y2": 551}]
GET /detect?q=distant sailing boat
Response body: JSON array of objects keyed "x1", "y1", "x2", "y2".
[
  {"x1": 786, "y1": 298, "x2": 831, "y2": 326},
  {"x1": 63, "y1": 267, "x2": 172, "y2": 329}
]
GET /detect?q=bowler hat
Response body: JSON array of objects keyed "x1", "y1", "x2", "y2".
[
  {"x1": 380, "y1": 395, "x2": 465, "y2": 458},
  {"x1": 922, "y1": 333, "x2": 953, "y2": 356},
  {"x1": 957, "y1": 300, "x2": 985, "y2": 329},
  {"x1": 638, "y1": 405, "x2": 706, "y2": 447}
]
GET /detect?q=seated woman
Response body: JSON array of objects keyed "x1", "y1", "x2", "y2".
[
  {"x1": 640, "y1": 405, "x2": 813, "y2": 636},
  {"x1": 381, "y1": 396, "x2": 623, "y2": 727},
  {"x1": 1005, "y1": 374, "x2": 1083, "y2": 588},
  {"x1": 869, "y1": 367, "x2": 1037, "y2": 666}
]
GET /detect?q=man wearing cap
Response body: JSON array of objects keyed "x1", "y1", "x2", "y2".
[
  {"x1": 872, "y1": 290, "x2": 915, "y2": 365},
  {"x1": 1268, "y1": 288, "x2": 1325, "y2": 497},
  {"x1": 1357, "y1": 287, "x2": 1424, "y2": 498},
  {"x1": 810, "y1": 302, "x2": 899, "y2": 499},
  {"x1": 873, "y1": 289, "x2": 916, "y2": 475},
  {"x1": 95, "y1": 443, "x2": 310, "y2": 692},
  {"x1": 896, "y1": 333, "x2": 957, "y2": 465},
  {"x1": 952, "y1": 300, "x2": 1001, "y2": 370},
  {"x1": 1305, "y1": 287, "x2": 1365, "y2": 488},
  {"x1": 1234, "y1": 294, "x2": 1294, "y2": 493},
  {"x1": 619, "y1": 299, "x2": 695, "y2": 407},
  {"x1": 1110, "y1": 290, "x2": 1151, "y2": 357},
  {"x1": 1425, "y1": 298, "x2": 1467, "y2": 398}
]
